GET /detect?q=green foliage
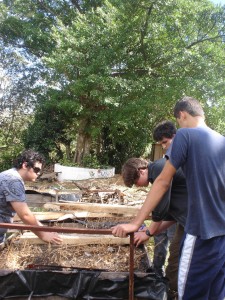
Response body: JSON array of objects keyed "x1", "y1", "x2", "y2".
[
  {"x1": 0, "y1": 147, "x2": 23, "y2": 172},
  {"x1": 82, "y1": 154, "x2": 102, "y2": 169},
  {"x1": 205, "y1": 99, "x2": 225, "y2": 134},
  {"x1": 1, "y1": 0, "x2": 225, "y2": 172},
  {"x1": 57, "y1": 157, "x2": 79, "y2": 167},
  {"x1": 22, "y1": 94, "x2": 79, "y2": 162},
  {"x1": 0, "y1": 151, "x2": 14, "y2": 172}
]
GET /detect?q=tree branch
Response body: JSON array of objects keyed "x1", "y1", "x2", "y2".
[{"x1": 139, "y1": 4, "x2": 155, "y2": 61}]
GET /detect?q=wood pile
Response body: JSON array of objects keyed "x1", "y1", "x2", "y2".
[{"x1": 25, "y1": 174, "x2": 150, "y2": 207}]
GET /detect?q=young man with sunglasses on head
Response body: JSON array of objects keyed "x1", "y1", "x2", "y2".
[{"x1": 0, "y1": 149, "x2": 62, "y2": 246}]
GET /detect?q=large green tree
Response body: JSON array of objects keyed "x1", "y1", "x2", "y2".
[
  {"x1": 0, "y1": 0, "x2": 225, "y2": 170},
  {"x1": 0, "y1": 43, "x2": 42, "y2": 169}
]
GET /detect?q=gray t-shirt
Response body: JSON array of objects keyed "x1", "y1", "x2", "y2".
[{"x1": 0, "y1": 168, "x2": 25, "y2": 241}]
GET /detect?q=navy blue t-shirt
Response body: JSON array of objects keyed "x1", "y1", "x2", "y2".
[{"x1": 166, "y1": 125, "x2": 225, "y2": 239}]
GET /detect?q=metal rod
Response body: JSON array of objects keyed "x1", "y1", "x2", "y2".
[
  {"x1": 129, "y1": 233, "x2": 134, "y2": 300},
  {"x1": 0, "y1": 222, "x2": 112, "y2": 234}
]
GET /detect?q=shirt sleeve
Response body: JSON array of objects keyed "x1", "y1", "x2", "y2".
[
  {"x1": 150, "y1": 159, "x2": 172, "y2": 221},
  {"x1": 165, "y1": 129, "x2": 189, "y2": 170},
  {"x1": 3, "y1": 178, "x2": 26, "y2": 202}
]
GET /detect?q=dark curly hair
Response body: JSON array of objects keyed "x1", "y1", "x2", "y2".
[
  {"x1": 13, "y1": 149, "x2": 45, "y2": 169},
  {"x1": 153, "y1": 121, "x2": 177, "y2": 142}
]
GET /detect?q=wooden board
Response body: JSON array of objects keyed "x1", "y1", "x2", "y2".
[
  {"x1": 18, "y1": 231, "x2": 130, "y2": 245},
  {"x1": 26, "y1": 194, "x2": 55, "y2": 207},
  {"x1": 44, "y1": 202, "x2": 142, "y2": 216},
  {"x1": 13, "y1": 212, "x2": 71, "y2": 222},
  {"x1": 40, "y1": 206, "x2": 133, "y2": 218}
]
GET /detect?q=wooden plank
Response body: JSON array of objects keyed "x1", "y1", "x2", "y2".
[
  {"x1": 18, "y1": 232, "x2": 130, "y2": 245},
  {"x1": 44, "y1": 202, "x2": 141, "y2": 216},
  {"x1": 151, "y1": 143, "x2": 165, "y2": 161},
  {"x1": 26, "y1": 194, "x2": 55, "y2": 208},
  {"x1": 26, "y1": 194, "x2": 54, "y2": 200},
  {"x1": 14, "y1": 211, "x2": 122, "y2": 222},
  {"x1": 13, "y1": 212, "x2": 70, "y2": 222},
  {"x1": 42, "y1": 205, "x2": 131, "y2": 218}
]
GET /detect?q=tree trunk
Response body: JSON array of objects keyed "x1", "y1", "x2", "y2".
[{"x1": 73, "y1": 119, "x2": 92, "y2": 165}]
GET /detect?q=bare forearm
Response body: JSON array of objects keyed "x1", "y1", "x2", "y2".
[
  {"x1": 16, "y1": 212, "x2": 45, "y2": 237},
  {"x1": 11, "y1": 202, "x2": 62, "y2": 244},
  {"x1": 149, "y1": 220, "x2": 176, "y2": 235},
  {"x1": 148, "y1": 221, "x2": 162, "y2": 235},
  {"x1": 20, "y1": 213, "x2": 41, "y2": 226}
]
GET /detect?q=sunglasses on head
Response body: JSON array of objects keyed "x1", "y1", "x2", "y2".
[
  {"x1": 25, "y1": 162, "x2": 42, "y2": 175},
  {"x1": 32, "y1": 167, "x2": 41, "y2": 174}
]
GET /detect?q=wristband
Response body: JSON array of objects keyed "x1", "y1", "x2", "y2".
[
  {"x1": 138, "y1": 224, "x2": 146, "y2": 231},
  {"x1": 145, "y1": 229, "x2": 153, "y2": 237}
]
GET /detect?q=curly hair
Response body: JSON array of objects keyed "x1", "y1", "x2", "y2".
[
  {"x1": 13, "y1": 149, "x2": 45, "y2": 169},
  {"x1": 153, "y1": 121, "x2": 177, "y2": 142},
  {"x1": 122, "y1": 158, "x2": 148, "y2": 187}
]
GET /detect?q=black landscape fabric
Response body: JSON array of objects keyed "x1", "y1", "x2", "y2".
[{"x1": 0, "y1": 269, "x2": 168, "y2": 299}]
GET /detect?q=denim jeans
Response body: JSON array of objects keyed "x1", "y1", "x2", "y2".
[{"x1": 153, "y1": 223, "x2": 177, "y2": 276}]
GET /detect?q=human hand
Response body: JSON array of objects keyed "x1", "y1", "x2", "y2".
[
  {"x1": 111, "y1": 223, "x2": 139, "y2": 238},
  {"x1": 134, "y1": 231, "x2": 149, "y2": 247},
  {"x1": 39, "y1": 232, "x2": 63, "y2": 244}
]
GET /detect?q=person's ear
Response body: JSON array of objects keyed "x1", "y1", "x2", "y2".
[
  {"x1": 179, "y1": 111, "x2": 187, "y2": 120},
  {"x1": 139, "y1": 168, "x2": 147, "y2": 176},
  {"x1": 22, "y1": 162, "x2": 28, "y2": 170}
]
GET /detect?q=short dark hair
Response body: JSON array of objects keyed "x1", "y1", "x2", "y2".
[
  {"x1": 174, "y1": 96, "x2": 204, "y2": 119},
  {"x1": 122, "y1": 158, "x2": 148, "y2": 188},
  {"x1": 13, "y1": 149, "x2": 45, "y2": 169},
  {"x1": 153, "y1": 121, "x2": 176, "y2": 142}
]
